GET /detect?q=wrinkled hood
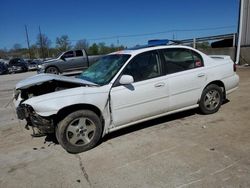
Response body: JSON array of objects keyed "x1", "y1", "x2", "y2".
[{"x1": 16, "y1": 73, "x2": 97, "y2": 90}]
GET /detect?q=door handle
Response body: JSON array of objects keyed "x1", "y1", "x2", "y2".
[
  {"x1": 154, "y1": 82, "x2": 165, "y2": 88},
  {"x1": 197, "y1": 73, "x2": 205, "y2": 78}
]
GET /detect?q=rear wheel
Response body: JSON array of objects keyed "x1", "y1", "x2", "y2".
[
  {"x1": 56, "y1": 110, "x2": 102, "y2": 153},
  {"x1": 199, "y1": 84, "x2": 223, "y2": 114},
  {"x1": 46, "y1": 66, "x2": 59, "y2": 74}
]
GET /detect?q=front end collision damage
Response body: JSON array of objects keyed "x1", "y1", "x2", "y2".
[
  {"x1": 16, "y1": 103, "x2": 55, "y2": 134},
  {"x1": 14, "y1": 76, "x2": 112, "y2": 136}
]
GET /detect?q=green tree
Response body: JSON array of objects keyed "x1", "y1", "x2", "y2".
[
  {"x1": 88, "y1": 43, "x2": 99, "y2": 55},
  {"x1": 56, "y1": 35, "x2": 71, "y2": 52},
  {"x1": 196, "y1": 42, "x2": 210, "y2": 49},
  {"x1": 98, "y1": 42, "x2": 110, "y2": 54}
]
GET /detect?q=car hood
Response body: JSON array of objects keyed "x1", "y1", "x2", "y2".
[{"x1": 16, "y1": 73, "x2": 97, "y2": 90}]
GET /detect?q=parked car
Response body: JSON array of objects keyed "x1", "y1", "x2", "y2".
[
  {"x1": 0, "y1": 62, "x2": 8, "y2": 75},
  {"x1": 14, "y1": 40, "x2": 239, "y2": 153},
  {"x1": 28, "y1": 60, "x2": 42, "y2": 71},
  {"x1": 37, "y1": 49, "x2": 102, "y2": 74},
  {"x1": 8, "y1": 58, "x2": 28, "y2": 73}
]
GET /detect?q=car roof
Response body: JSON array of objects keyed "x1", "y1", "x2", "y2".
[{"x1": 111, "y1": 45, "x2": 197, "y2": 56}]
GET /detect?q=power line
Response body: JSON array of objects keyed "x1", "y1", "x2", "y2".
[
  {"x1": 70, "y1": 25, "x2": 236, "y2": 42},
  {"x1": 6, "y1": 25, "x2": 237, "y2": 48}
]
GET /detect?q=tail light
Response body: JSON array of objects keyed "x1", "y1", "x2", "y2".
[{"x1": 233, "y1": 63, "x2": 236, "y2": 72}]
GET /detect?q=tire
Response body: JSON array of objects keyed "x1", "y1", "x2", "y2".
[
  {"x1": 55, "y1": 126, "x2": 60, "y2": 143},
  {"x1": 56, "y1": 110, "x2": 102, "y2": 153},
  {"x1": 45, "y1": 66, "x2": 59, "y2": 74},
  {"x1": 199, "y1": 84, "x2": 223, "y2": 114}
]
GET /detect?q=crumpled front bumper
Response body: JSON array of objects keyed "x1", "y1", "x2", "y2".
[{"x1": 16, "y1": 104, "x2": 54, "y2": 133}]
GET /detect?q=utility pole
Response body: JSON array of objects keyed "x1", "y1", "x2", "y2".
[
  {"x1": 39, "y1": 26, "x2": 45, "y2": 59},
  {"x1": 236, "y1": 0, "x2": 244, "y2": 64},
  {"x1": 25, "y1": 25, "x2": 31, "y2": 59}
]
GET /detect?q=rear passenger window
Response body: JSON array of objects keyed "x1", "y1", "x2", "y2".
[{"x1": 161, "y1": 48, "x2": 203, "y2": 74}]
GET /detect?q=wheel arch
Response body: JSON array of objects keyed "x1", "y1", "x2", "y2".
[
  {"x1": 55, "y1": 103, "x2": 104, "y2": 127},
  {"x1": 202, "y1": 80, "x2": 226, "y2": 100}
]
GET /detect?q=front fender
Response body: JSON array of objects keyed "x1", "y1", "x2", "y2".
[{"x1": 23, "y1": 87, "x2": 110, "y2": 117}]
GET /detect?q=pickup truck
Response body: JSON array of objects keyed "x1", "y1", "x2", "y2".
[
  {"x1": 38, "y1": 49, "x2": 102, "y2": 74},
  {"x1": 14, "y1": 41, "x2": 239, "y2": 153}
]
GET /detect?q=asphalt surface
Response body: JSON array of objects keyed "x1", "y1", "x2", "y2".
[{"x1": 0, "y1": 68, "x2": 250, "y2": 188}]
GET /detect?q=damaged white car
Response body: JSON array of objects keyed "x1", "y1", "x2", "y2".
[{"x1": 14, "y1": 41, "x2": 239, "y2": 153}]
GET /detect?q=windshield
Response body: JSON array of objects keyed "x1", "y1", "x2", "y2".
[
  {"x1": 78, "y1": 54, "x2": 130, "y2": 85},
  {"x1": 55, "y1": 52, "x2": 64, "y2": 59}
]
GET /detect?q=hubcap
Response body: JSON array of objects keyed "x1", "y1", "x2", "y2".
[
  {"x1": 204, "y1": 90, "x2": 220, "y2": 111},
  {"x1": 66, "y1": 117, "x2": 96, "y2": 146}
]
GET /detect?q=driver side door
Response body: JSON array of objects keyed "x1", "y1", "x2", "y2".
[
  {"x1": 110, "y1": 50, "x2": 170, "y2": 127},
  {"x1": 60, "y1": 51, "x2": 77, "y2": 71}
]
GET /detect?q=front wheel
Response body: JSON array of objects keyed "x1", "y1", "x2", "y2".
[
  {"x1": 45, "y1": 66, "x2": 59, "y2": 74},
  {"x1": 199, "y1": 84, "x2": 223, "y2": 114},
  {"x1": 56, "y1": 110, "x2": 102, "y2": 153}
]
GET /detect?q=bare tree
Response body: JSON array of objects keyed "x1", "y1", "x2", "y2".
[
  {"x1": 13, "y1": 43, "x2": 22, "y2": 51},
  {"x1": 36, "y1": 34, "x2": 51, "y2": 58},
  {"x1": 56, "y1": 35, "x2": 71, "y2": 52},
  {"x1": 74, "y1": 39, "x2": 89, "y2": 50},
  {"x1": 29, "y1": 44, "x2": 39, "y2": 59},
  {"x1": 0, "y1": 48, "x2": 8, "y2": 59}
]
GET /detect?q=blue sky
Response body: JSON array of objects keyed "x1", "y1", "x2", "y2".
[{"x1": 0, "y1": 0, "x2": 240, "y2": 49}]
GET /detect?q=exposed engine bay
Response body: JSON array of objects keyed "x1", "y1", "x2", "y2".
[{"x1": 16, "y1": 80, "x2": 84, "y2": 101}]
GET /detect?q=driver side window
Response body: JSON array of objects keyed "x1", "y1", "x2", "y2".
[
  {"x1": 63, "y1": 51, "x2": 74, "y2": 58},
  {"x1": 123, "y1": 51, "x2": 161, "y2": 82}
]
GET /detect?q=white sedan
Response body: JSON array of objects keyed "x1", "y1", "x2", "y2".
[{"x1": 14, "y1": 42, "x2": 239, "y2": 153}]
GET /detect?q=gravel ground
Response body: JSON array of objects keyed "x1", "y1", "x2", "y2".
[{"x1": 0, "y1": 68, "x2": 249, "y2": 188}]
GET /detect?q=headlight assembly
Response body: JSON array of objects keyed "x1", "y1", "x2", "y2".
[{"x1": 38, "y1": 64, "x2": 44, "y2": 69}]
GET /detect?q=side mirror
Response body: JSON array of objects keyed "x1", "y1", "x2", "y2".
[{"x1": 119, "y1": 75, "x2": 134, "y2": 85}]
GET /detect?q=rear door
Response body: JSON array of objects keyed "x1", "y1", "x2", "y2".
[
  {"x1": 160, "y1": 48, "x2": 206, "y2": 111},
  {"x1": 110, "y1": 50, "x2": 170, "y2": 127}
]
